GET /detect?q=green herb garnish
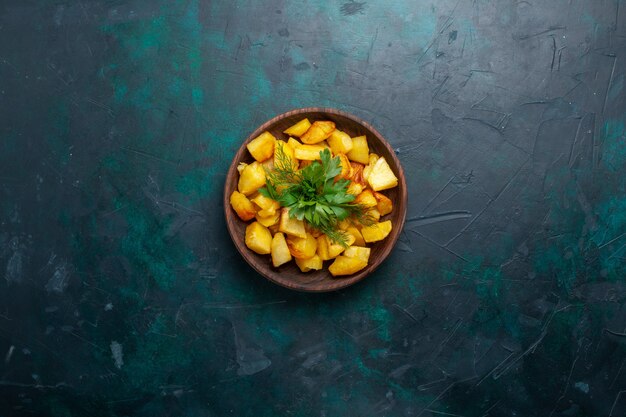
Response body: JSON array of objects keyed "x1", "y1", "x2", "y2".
[{"x1": 259, "y1": 144, "x2": 373, "y2": 246}]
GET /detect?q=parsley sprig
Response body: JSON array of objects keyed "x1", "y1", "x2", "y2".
[{"x1": 259, "y1": 144, "x2": 373, "y2": 246}]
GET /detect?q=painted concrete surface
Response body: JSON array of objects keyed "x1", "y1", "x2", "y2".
[{"x1": 1, "y1": 0, "x2": 625, "y2": 415}]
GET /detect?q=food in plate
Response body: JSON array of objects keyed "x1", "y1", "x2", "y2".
[{"x1": 229, "y1": 118, "x2": 398, "y2": 277}]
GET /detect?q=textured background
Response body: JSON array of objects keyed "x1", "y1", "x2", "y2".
[{"x1": 1, "y1": 0, "x2": 626, "y2": 416}]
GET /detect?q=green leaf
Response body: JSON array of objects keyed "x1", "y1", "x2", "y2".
[
  {"x1": 281, "y1": 192, "x2": 298, "y2": 207},
  {"x1": 258, "y1": 187, "x2": 271, "y2": 198},
  {"x1": 330, "y1": 206, "x2": 349, "y2": 219},
  {"x1": 320, "y1": 149, "x2": 342, "y2": 180}
]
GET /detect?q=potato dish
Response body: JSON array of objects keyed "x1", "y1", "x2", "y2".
[{"x1": 229, "y1": 118, "x2": 398, "y2": 277}]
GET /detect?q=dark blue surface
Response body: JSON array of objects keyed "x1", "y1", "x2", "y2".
[{"x1": 1, "y1": 1, "x2": 626, "y2": 416}]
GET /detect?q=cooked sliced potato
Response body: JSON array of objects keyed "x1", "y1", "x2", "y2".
[
  {"x1": 245, "y1": 222, "x2": 272, "y2": 254},
  {"x1": 271, "y1": 232, "x2": 292, "y2": 267},
  {"x1": 361, "y1": 220, "x2": 392, "y2": 243},
  {"x1": 235, "y1": 120, "x2": 396, "y2": 275},
  {"x1": 347, "y1": 135, "x2": 369, "y2": 164},
  {"x1": 274, "y1": 140, "x2": 298, "y2": 170},
  {"x1": 295, "y1": 254, "x2": 323, "y2": 272},
  {"x1": 343, "y1": 246, "x2": 371, "y2": 263},
  {"x1": 230, "y1": 191, "x2": 256, "y2": 221},
  {"x1": 363, "y1": 165, "x2": 372, "y2": 182},
  {"x1": 374, "y1": 192, "x2": 393, "y2": 216},
  {"x1": 278, "y1": 208, "x2": 306, "y2": 238},
  {"x1": 346, "y1": 226, "x2": 366, "y2": 246},
  {"x1": 337, "y1": 220, "x2": 351, "y2": 231},
  {"x1": 349, "y1": 162, "x2": 365, "y2": 184},
  {"x1": 255, "y1": 210, "x2": 279, "y2": 227},
  {"x1": 300, "y1": 121, "x2": 335, "y2": 144},
  {"x1": 328, "y1": 130, "x2": 353, "y2": 154},
  {"x1": 367, "y1": 157, "x2": 398, "y2": 191},
  {"x1": 287, "y1": 232, "x2": 318, "y2": 259},
  {"x1": 262, "y1": 158, "x2": 275, "y2": 172},
  {"x1": 287, "y1": 137, "x2": 301, "y2": 150},
  {"x1": 283, "y1": 118, "x2": 311, "y2": 137},
  {"x1": 337, "y1": 153, "x2": 353, "y2": 179},
  {"x1": 251, "y1": 194, "x2": 280, "y2": 215},
  {"x1": 247, "y1": 131, "x2": 276, "y2": 162},
  {"x1": 238, "y1": 161, "x2": 266, "y2": 196},
  {"x1": 346, "y1": 182, "x2": 364, "y2": 195},
  {"x1": 294, "y1": 144, "x2": 326, "y2": 161},
  {"x1": 257, "y1": 209, "x2": 275, "y2": 217},
  {"x1": 317, "y1": 234, "x2": 354, "y2": 261},
  {"x1": 316, "y1": 235, "x2": 331, "y2": 260},
  {"x1": 363, "y1": 152, "x2": 381, "y2": 181},
  {"x1": 367, "y1": 208, "x2": 381, "y2": 222},
  {"x1": 329, "y1": 255, "x2": 367, "y2": 276},
  {"x1": 355, "y1": 190, "x2": 378, "y2": 208},
  {"x1": 343, "y1": 232, "x2": 357, "y2": 246}
]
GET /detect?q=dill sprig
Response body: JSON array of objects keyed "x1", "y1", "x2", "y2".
[{"x1": 260, "y1": 144, "x2": 374, "y2": 247}]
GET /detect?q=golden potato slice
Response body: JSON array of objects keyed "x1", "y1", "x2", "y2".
[
  {"x1": 295, "y1": 254, "x2": 323, "y2": 272},
  {"x1": 287, "y1": 232, "x2": 318, "y2": 259},
  {"x1": 229, "y1": 191, "x2": 256, "y2": 221},
  {"x1": 343, "y1": 246, "x2": 371, "y2": 263},
  {"x1": 247, "y1": 131, "x2": 276, "y2": 162},
  {"x1": 347, "y1": 135, "x2": 369, "y2": 164},
  {"x1": 374, "y1": 192, "x2": 393, "y2": 216},
  {"x1": 328, "y1": 130, "x2": 353, "y2": 154},
  {"x1": 256, "y1": 208, "x2": 276, "y2": 217},
  {"x1": 287, "y1": 137, "x2": 301, "y2": 150},
  {"x1": 271, "y1": 232, "x2": 292, "y2": 267},
  {"x1": 316, "y1": 234, "x2": 354, "y2": 261},
  {"x1": 361, "y1": 220, "x2": 392, "y2": 243},
  {"x1": 283, "y1": 118, "x2": 311, "y2": 137},
  {"x1": 294, "y1": 144, "x2": 326, "y2": 161},
  {"x1": 349, "y1": 162, "x2": 365, "y2": 184},
  {"x1": 329, "y1": 256, "x2": 367, "y2": 276},
  {"x1": 337, "y1": 220, "x2": 351, "y2": 231},
  {"x1": 367, "y1": 157, "x2": 398, "y2": 191},
  {"x1": 363, "y1": 165, "x2": 372, "y2": 182},
  {"x1": 355, "y1": 190, "x2": 378, "y2": 208},
  {"x1": 300, "y1": 121, "x2": 335, "y2": 144},
  {"x1": 238, "y1": 161, "x2": 266, "y2": 196},
  {"x1": 274, "y1": 140, "x2": 298, "y2": 170},
  {"x1": 362, "y1": 153, "x2": 379, "y2": 182},
  {"x1": 336, "y1": 153, "x2": 353, "y2": 179},
  {"x1": 367, "y1": 208, "x2": 381, "y2": 222},
  {"x1": 346, "y1": 182, "x2": 364, "y2": 195},
  {"x1": 316, "y1": 235, "x2": 331, "y2": 260},
  {"x1": 278, "y1": 208, "x2": 306, "y2": 238},
  {"x1": 245, "y1": 222, "x2": 272, "y2": 254},
  {"x1": 346, "y1": 226, "x2": 366, "y2": 246},
  {"x1": 251, "y1": 194, "x2": 280, "y2": 215},
  {"x1": 255, "y1": 210, "x2": 279, "y2": 227},
  {"x1": 262, "y1": 158, "x2": 274, "y2": 171}
]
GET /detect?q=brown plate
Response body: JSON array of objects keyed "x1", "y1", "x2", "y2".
[{"x1": 223, "y1": 108, "x2": 407, "y2": 292}]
